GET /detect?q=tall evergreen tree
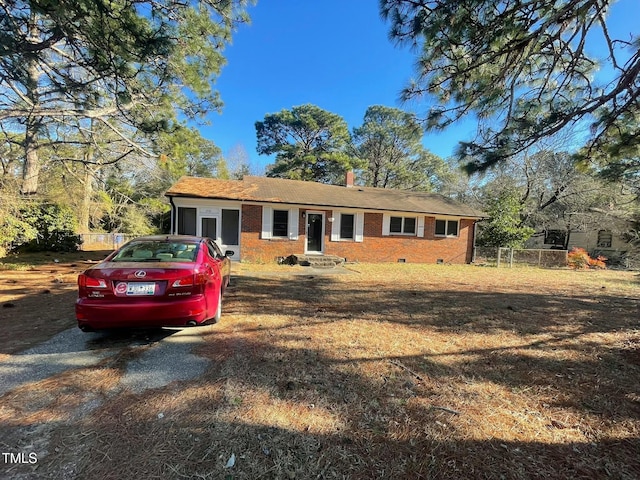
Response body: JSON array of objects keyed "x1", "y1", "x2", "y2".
[
  {"x1": 154, "y1": 126, "x2": 223, "y2": 186},
  {"x1": 0, "y1": 0, "x2": 251, "y2": 194},
  {"x1": 353, "y1": 105, "x2": 452, "y2": 191},
  {"x1": 256, "y1": 104, "x2": 359, "y2": 184},
  {"x1": 380, "y1": 0, "x2": 639, "y2": 173},
  {"x1": 476, "y1": 189, "x2": 534, "y2": 248},
  {"x1": 581, "y1": 112, "x2": 640, "y2": 193}
]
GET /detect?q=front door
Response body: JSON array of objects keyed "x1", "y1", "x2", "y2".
[{"x1": 306, "y1": 213, "x2": 324, "y2": 253}]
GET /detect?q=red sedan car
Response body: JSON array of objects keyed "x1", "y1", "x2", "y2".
[{"x1": 76, "y1": 235, "x2": 232, "y2": 331}]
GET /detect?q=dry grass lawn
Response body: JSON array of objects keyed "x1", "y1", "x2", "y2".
[{"x1": 1, "y1": 257, "x2": 639, "y2": 479}]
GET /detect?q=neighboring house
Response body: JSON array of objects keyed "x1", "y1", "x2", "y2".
[
  {"x1": 165, "y1": 175, "x2": 485, "y2": 264},
  {"x1": 526, "y1": 227, "x2": 631, "y2": 263}
]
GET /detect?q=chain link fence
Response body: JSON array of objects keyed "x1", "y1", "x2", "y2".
[
  {"x1": 473, "y1": 247, "x2": 568, "y2": 268},
  {"x1": 79, "y1": 233, "x2": 135, "y2": 251}
]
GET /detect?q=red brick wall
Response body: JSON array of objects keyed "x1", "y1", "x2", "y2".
[
  {"x1": 241, "y1": 204, "x2": 262, "y2": 233},
  {"x1": 239, "y1": 205, "x2": 476, "y2": 264},
  {"x1": 240, "y1": 205, "x2": 306, "y2": 262},
  {"x1": 326, "y1": 214, "x2": 474, "y2": 263}
]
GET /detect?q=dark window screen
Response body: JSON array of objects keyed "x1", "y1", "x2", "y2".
[
  {"x1": 222, "y1": 209, "x2": 240, "y2": 245},
  {"x1": 178, "y1": 208, "x2": 196, "y2": 235},
  {"x1": 273, "y1": 210, "x2": 289, "y2": 237},
  {"x1": 340, "y1": 214, "x2": 354, "y2": 239},
  {"x1": 201, "y1": 217, "x2": 217, "y2": 239},
  {"x1": 404, "y1": 217, "x2": 416, "y2": 234},
  {"x1": 390, "y1": 216, "x2": 402, "y2": 233}
]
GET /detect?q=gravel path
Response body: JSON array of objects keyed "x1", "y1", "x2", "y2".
[{"x1": 0, "y1": 326, "x2": 211, "y2": 396}]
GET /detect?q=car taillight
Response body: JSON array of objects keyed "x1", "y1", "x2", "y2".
[
  {"x1": 78, "y1": 274, "x2": 107, "y2": 288},
  {"x1": 171, "y1": 276, "x2": 194, "y2": 287}
]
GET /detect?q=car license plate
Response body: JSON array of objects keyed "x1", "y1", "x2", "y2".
[{"x1": 125, "y1": 282, "x2": 156, "y2": 296}]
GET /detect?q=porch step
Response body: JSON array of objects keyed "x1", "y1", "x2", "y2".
[{"x1": 282, "y1": 254, "x2": 345, "y2": 268}]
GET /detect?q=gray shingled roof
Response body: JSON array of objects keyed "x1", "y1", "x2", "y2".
[{"x1": 166, "y1": 176, "x2": 485, "y2": 218}]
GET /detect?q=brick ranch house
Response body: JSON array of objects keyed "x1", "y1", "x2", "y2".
[{"x1": 165, "y1": 175, "x2": 485, "y2": 264}]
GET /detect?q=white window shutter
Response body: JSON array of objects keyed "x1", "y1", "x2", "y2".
[
  {"x1": 331, "y1": 211, "x2": 340, "y2": 241},
  {"x1": 261, "y1": 206, "x2": 272, "y2": 239},
  {"x1": 417, "y1": 216, "x2": 425, "y2": 237},
  {"x1": 382, "y1": 214, "x2": 391, "y2": 236},
  {"x1": 355, "y1": 213, "x2": 364, "y2": 242},
  {"x1": 288, "y1": 208, "x2": 299, "y2": 240}
]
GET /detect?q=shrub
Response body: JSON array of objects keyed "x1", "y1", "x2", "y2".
[
  {"x1": 16, "y1": 202, "x2": 82, "y2": 252},
  {"x1": 0, "y1": 213, "x2": 38, "y2": 255},
  {"x1": 0, "y1": 186, "x2": 36, "y2": 255},
  {"x1": 590, "y1": 255, "x2": 607, "y2": 269},
  {"x1": 567, "y1": 247, "x2": 607, "y2": 270}
]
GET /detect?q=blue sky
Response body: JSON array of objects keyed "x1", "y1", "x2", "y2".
[{"x1": 202, "y1": 0, "x2": 638, "y2": 175}]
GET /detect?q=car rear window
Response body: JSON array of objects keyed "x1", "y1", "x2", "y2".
[{"x1": 111, "y1": 241, "x2": 199, "y2": 262}]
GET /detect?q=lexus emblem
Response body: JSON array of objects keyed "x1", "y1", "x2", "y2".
[{"x1": 134, "y1": 270, "x2": 147, "y2": 278}]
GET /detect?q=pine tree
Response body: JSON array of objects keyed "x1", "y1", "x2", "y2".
[
  {"x1": 381, "y1": 0, "x2": 639, "y2": 173},
  {"x1": 353, "y1": 105, "x2": 452, "y2": 191},
  {"x1": 257, "y1": 104, "x2": 359, "y2": 184},
  {"x1": 0, "y1": 0, "x2": 251, "y2": 194}
]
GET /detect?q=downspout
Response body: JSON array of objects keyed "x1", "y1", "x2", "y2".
[
  {"x1": 168, "y1": 195, "x2": 177, "y2": 234},
  {"x1": 471, "y1": 220, "x2": 478, "y2": 264},
  {"x1": 470, "y1": 219, "x2": 483, "y2": 264}
]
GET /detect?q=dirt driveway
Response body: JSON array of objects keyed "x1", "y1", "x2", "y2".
[{"x1": 1, "y1": 255, "x2": 639, "y2": 479}]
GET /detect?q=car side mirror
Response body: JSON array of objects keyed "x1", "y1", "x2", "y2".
[{"x1": 224, "y1": 250, "x2": 235, "y2": 257}]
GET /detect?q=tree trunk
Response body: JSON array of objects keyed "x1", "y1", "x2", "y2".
[
  {"x1": 21, "y1": 116, "x2": 40, "y2": 195},
  {"x1": 20, "y1": 17, "x2": 42, "y2": 195},
  {"x1": 78, "y1": 163, "x2": 94, "y2": 233}
]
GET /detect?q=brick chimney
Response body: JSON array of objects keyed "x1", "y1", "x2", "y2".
[{"x1": 345, "y1": 170, "x2": 355, "y2": 188}]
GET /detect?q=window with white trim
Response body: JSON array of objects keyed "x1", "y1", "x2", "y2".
[
  {"x1": 340, "y1": 214, "x2": 355, "y2": 240},
  {"x1": 435, "y1": 219, "x2": 459, "y2": 237},
  {"x1": 331, "y1": 211, "x2": 364, "y2": 242},
  {"x1": 390, "y1": 216, "x2": 416, "y2": 235},
  {"x1": 272, "y1": 210, "x2": 289, "y2": 237},
  {"x1": 262, "y1": 206, "x2": 298, "y2": 240},
  {"x1": 177, "y1": 207, "x2": 196, "y2": 235}
]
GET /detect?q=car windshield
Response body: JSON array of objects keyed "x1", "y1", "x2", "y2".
[{"x1": 111, "y1": 241, "x2": 199, "y2": 262}]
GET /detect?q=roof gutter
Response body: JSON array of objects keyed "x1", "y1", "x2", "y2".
[{"x1": 165, "y1": 193, "x2": 486, "y2": 220}]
